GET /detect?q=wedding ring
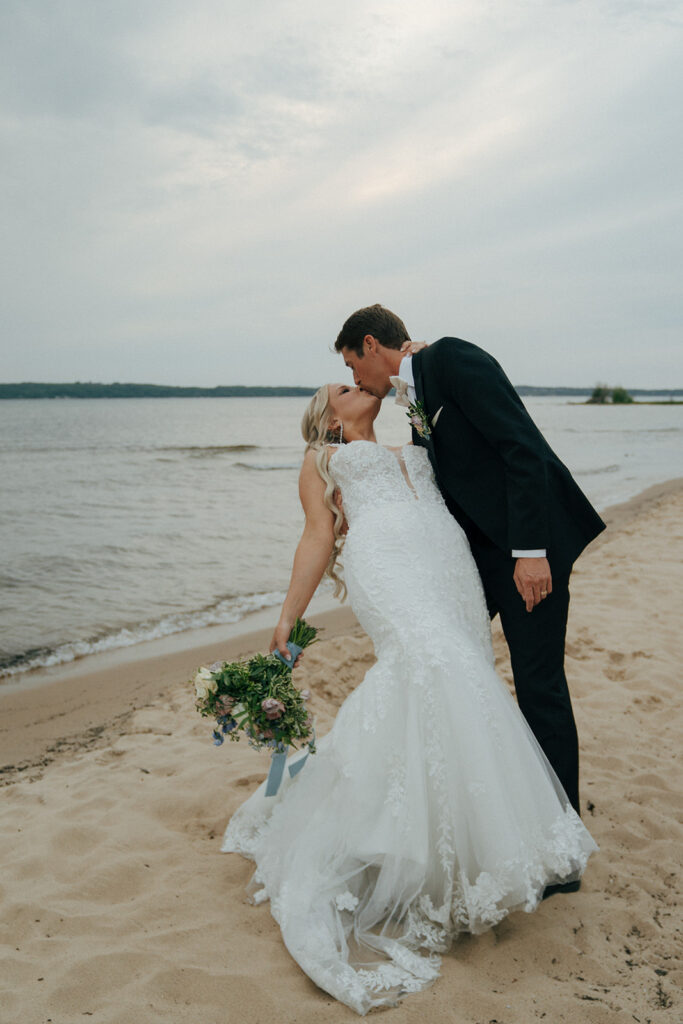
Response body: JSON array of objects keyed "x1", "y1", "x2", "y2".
[{"x1": 540, "y1": 590, "x2": 548, "y2": 597}]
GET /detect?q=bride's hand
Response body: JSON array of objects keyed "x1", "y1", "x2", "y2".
[
  {"x1": 400, "y1": 340, "x2": 428, "y2": 355},
  {"x1": 270, "y1": 622, "x2": 303, "y2": 667}
]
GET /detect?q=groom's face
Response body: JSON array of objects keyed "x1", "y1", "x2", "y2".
[{"x1": 340, "y1": 338, "x2": 393, "y2": 399}]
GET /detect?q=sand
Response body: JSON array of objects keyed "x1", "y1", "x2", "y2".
[{"x1": 1, "y1": 480, "x2": 681, "y2": 1023}]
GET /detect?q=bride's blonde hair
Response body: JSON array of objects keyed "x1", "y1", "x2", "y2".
[{"x1": 301, "y1": 385, "x2": 347, "y2": 600}]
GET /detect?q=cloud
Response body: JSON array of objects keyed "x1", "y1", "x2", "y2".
[{"x1": 1, "y1": 0, "x2": 681, "y2": 387}]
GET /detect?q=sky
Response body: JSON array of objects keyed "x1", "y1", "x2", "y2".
[{"x1": 1, "y1": 0, "x2": 681, "y2": 388}]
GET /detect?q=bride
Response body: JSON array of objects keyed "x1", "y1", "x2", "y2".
[{"x1": 221, "y1": 381, "x2": 598, "y2": 1015}]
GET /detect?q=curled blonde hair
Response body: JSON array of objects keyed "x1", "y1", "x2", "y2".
[{"x1": 301, "y1": 385, "x2": 347, "y2": 600}]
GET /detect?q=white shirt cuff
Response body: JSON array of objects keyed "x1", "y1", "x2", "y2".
[{"x1": 512, "y1": 549, "x2": 547, "y2": 558}]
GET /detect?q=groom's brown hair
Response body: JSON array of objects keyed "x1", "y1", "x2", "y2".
[{"x1": 335, "y1": 304, "x2": 410, "y2": 355}]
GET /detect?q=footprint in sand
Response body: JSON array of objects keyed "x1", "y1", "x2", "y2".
[{"x1": 236, "y1": 774, "x2": 266, "y2": 787}]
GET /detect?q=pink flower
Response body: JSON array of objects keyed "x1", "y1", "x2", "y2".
[
  {"x1": 300, "y1": 689, "x2": 311, "y2": 701},
  {"x1": 409, "y1": 414, "x2": 423, "y2": 429},
  {"x1": 261, "y1": 697, "x2": 286, "y2": 720},
  {"x1": 215, "y1": 695, "x2": 235, "y2": 714}
]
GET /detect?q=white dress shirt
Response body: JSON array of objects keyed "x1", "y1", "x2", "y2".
[
  {"x1": 392, "y1": 355, "x2": 545, "y2": 559},
  {"x1": 396, "y1": 355, "x2": 417, "y2": 402}
]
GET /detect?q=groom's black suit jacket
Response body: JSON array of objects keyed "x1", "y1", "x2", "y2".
[{"x1": 411, "y1": 338, "x2": 606, "y2": 572}]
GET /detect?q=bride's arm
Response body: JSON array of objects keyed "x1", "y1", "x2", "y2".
[{"x1": 270, "y1": 449, "x2": 336, "y2": 661}]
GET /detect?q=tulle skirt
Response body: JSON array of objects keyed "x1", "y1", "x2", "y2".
[{"x1": 221, "y1": 633, "x2": 598, "y2": 1015}]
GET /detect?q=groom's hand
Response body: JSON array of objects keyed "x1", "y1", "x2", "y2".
[{"x1": 513, "y1": 557, "x2": 552, "y2": 612}]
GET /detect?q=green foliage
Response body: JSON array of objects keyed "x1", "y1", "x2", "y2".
[
  {"x1": 611, "y1": 386, "x2": 634, "y2": 404},
  {"x1": 289, "y1": 617, "x2": 319, "y2": 649},
  {"x1": 192, "y1": 618, "x2": 319, "y2": 753},
  {"x1": 587, "y1": 383, "x2": 611, "y2": 404},
  {"x1": 586, "y1": 384, "x2": 635, "y2": 405}
]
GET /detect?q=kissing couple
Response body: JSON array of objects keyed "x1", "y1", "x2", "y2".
[{"x1": 221, "y1": 304, "x2": 605, "y2": 1015}]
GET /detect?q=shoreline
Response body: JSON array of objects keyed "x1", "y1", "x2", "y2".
[
  {"x1": 2, "y1": 470, "x2": 678, "y2": 687},
  {"x1": 1, "y1": 475, "x2": 681, "y2": 784},
  {"x1": 0, "y1": 602, "x2": 360, "y2": 783}
]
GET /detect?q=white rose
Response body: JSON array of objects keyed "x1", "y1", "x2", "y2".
[
  {"x1": 194, "y1": 667, "x2": 218, "y2": 697},
  {"x1": 232, "y1": 702, "x2": 244, "y2": 717}
]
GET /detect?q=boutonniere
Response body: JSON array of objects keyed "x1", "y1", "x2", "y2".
[{"x1": 406, "y1": 399, "x2": 442, "y2": 440}]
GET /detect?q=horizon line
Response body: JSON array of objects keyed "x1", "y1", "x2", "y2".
[{"x1": 1, "y1": 381, "x2": 682, "y2": 394}]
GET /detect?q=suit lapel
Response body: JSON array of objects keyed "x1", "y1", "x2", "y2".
[
  {"x1": 408, "y1": 351, "x2": 435, "y2": 457},
  {"x1": 411, "y1": 350, "x2": 425, "y2": 405}
]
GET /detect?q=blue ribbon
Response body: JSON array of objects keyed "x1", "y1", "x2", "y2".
[
  {"x1": 272, "y1": 641, "x2": 303, "y2": 670},
  {"x1": 264, "y1": 725, "x2": 316, "y2": 796},
  {"x1": 288, "y1": 752, "x2": 309, "y2": 778},
  {"x1": 265, "y1": 750, "x2": 287, "y2": 796}
]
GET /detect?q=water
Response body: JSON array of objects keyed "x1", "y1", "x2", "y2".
[{"x1": 1, "y1": 395, "x2": 681, "y2": 683}]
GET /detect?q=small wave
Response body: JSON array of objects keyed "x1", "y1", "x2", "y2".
[
  {"x1": 0, "y1": 573, "x2": 23, "y2": 589},
  {"x1": 588, "y1": 426, "x2": 683, "y2": 436},
  {"x1": 574, "y1": 464, "x2": 620, "y2": 477},
  {"x1": 0, "y1": 590, "x2": 286, "y2": 679},
  {"x1": 2, "y1": 443, "x2": 262, "y2": 456},
  {"x1": 235, "y1": 461, "x2": 301, "y2": 472},
  {"x1": 1, "y1": 443, "x2": 119, "y2": 454},
  {"x1": 157, "y1": 444, "x2": 261, "y2": 455}
]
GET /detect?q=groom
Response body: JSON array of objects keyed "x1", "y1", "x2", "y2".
[{"x1": 336, "y1": 304, "x2": 605, "y2": 856}]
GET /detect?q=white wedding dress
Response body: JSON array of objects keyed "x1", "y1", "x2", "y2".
[{"x1": 221, "y1": 441, "x2": 598, "y2": 1015}]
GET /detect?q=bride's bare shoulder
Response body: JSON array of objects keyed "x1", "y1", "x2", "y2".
[
  {"x1": 300, "y1": 446, "x2": 338, "y2": 481},
  {"x1": 302, "y1": 445, "x2": 338, "y2": 463}
]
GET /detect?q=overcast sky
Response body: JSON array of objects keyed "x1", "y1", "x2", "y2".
[{"x1": 1, "y1": 0, "x2": 681, "y2": 387}]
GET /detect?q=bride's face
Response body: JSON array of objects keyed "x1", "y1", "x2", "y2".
[{"x1": 327, "y1": 383, "x2": 380, "y2": 429}]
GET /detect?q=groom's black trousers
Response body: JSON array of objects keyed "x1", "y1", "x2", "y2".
[{"x1": 470, "y1": 538, "x2": 580, "y2": 816}]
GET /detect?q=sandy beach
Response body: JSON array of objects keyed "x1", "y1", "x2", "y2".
[{"x1": 1, "y1": 479, "x2": 681, "y2": 1024}]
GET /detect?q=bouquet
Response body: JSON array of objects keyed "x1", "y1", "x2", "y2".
[{"x1": 192, "y1": 618, "x2": 319, "y2": 795}]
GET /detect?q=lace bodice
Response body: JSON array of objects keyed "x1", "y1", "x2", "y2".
[
  {"x1": 329, "y1": 442, "x2": 443, "y2": 523},
  {"x1": 328, "y1": 440, "x2": 492, "y2": 662}
]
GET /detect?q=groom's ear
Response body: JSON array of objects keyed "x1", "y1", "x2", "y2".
[{"x1": 363, "y1": 334, "x2": 378, "y2": 356}]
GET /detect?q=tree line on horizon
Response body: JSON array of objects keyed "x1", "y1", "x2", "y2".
[
  {"x1": 0, "y1": 381, "x2": 681, "y2": 400},
  {"x1": 587, "y1": 384, "x2": 634, "y2": 404},
  {"x1": 0, "y1": 382, "x2": 318, "y2": 399}
]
